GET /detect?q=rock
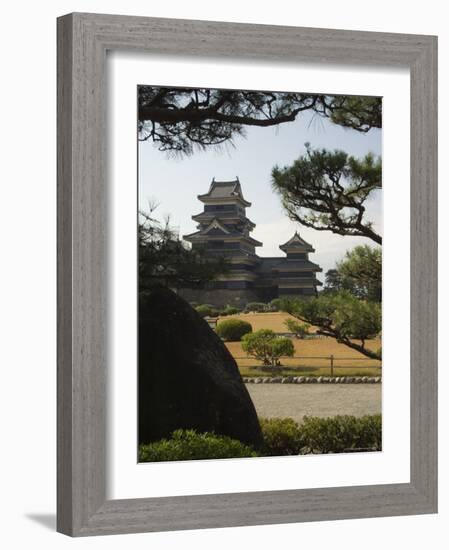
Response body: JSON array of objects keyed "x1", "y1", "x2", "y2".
[
  {"x1": 298, "y1": 377, "x2": 305, "y2": 383},
  {"x1": 317, "y1": 377, "x2": 323, "y2": 383},
  {"x1": 139, "y1": 286, "x2": 263, "y2": 448}
]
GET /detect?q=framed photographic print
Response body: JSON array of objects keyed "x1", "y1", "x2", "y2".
[{"x1": 57, "y1": 13, "x2": 437, "y2": 536}]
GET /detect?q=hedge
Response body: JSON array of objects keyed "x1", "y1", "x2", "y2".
[
  {"x1": 139, "y1": 430, "x2": 257, "y2": 462},
  {"x1": 138, "y1": 415, "x2": 382, "y2": 463},
  {"x1": 260, "y1": 415, "x2": 381, "y2": 456},
  {"x1": 259, "y1": 417, "x2": 303, "y2": 456},
  {"x1": 217, "y1": 318, "x2": 252, "y2": 341},
  {"x1": 299, "y1": 414, "x2": 382, "y2": 453}
]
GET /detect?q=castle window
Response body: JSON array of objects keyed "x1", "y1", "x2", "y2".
[{"x1": 204, "y1": 204, "x2": 237, "y2": 212}]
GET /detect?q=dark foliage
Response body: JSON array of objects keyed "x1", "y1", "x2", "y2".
[
  {"x1": 280, "y1": 292, "x2": 381, "y2": 360},
  {"x1": 272, "y1": 144, "x2": 382, "y2": 244},
  {"x1": 139, "y1": 208, "x2": 227, "y2": 291},
  {"x1": 138, "y1": 87, "x2": 381, "y2": 155},
  {"x1": 323, "y1": 245, "x2": 382, "y2": 302}
]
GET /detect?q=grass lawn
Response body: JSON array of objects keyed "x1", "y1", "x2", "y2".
[
  {"x1": 220, "y1": 312, "x2": 382, "y2": 378},
  {"x1": 238, "y1": 364, "x2": 382, "y2": 378}
]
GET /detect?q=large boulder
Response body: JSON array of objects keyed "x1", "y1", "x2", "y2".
[{"x1": 139, "y1": 286, "x2": 263, "y2": 448}]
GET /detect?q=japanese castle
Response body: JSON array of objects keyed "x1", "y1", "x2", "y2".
[{"x1": 180, "y1": 178, "x2": 322, "y2": 307}]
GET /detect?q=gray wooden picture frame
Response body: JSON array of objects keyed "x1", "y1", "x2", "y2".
[{"x1": 57, "y1": 12, "x2": 438, "y2": 537}]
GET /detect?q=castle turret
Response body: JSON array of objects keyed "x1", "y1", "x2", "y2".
[{"x1": 276, "y1": 232, "x2": 322, "y2": 296}]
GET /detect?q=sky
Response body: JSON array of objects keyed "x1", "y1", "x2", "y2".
[{"x1": 138, "y1": 97, "x2": 382, "y2": 281}]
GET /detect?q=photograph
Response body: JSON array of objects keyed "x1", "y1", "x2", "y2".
[{"x1": 137, "y1": 85, "x2": 382, "y2": 462}]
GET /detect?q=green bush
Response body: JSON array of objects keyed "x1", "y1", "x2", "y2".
[
  {"x1": 245, "y1": 302, "x2": 267, "y2": 313},
  {"x1": 258, "y1": 415, "x2": 382, "y2": 457},
  {"x1": 217, "y1": 318, "x2": 252, "y2": 341},
  {"x1": 267, "y1": 298, "x2": 282, "y2": 312},
  {"x1": 299, "y1": 415, "x2": 382, "y2": 454},
  {"x1": 196, "y1": 304, "x2": 220, "y2": 318},
  {"x1": 260, "y1": 417, "x2": 302, "y2": 456},
  {"x1": 221, "y1": 304, "x2": 242, "y2": 316},
  {"x1": 284, "y1": 319, "x2": 310, "y2": 338},
  {"x1": 138, "y1": 417, "x2": 382, "y2": 462},
  {"x1": 139, "y1": 430, "x2": 257, "y2": 462},
  {"x1": 242, "y1": 329, "x2": 294, "y2": 366}
]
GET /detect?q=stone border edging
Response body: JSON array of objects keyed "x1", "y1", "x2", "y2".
[{"x1": 243, "y1": 376, "x2": 381, "y2": 384}]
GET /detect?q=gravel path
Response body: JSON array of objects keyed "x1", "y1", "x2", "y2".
[{"x1": 246, "y1": 383, "x2": 381, "y2": 422}]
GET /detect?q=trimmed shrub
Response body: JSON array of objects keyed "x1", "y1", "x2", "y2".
[
  {"x1": 260, "y1": 417, "x2": 302, "y2": 456},
  {"x1": 196, "y1": 304, "x2": 220, "y2": 318},
  {"x1": 217, "y1": 318, "x2": 252, "y2": 341},
  {"x1": 245, "y1": 302, "x2": 267, "y2": 313},
  {"x1": 221, "y1": 304, "x2": 242, "y2": 316},
  {"x1": 299, "y1": 414, "x2": 382, "y2": 454},
  {"x1": 196, "y1": 304, "x2": 212, "y2": 317},
  {"x1": 139, "y1": 429, "x2": 257, "y2": 462}
]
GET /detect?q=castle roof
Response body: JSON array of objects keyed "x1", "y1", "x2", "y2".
[
  {"x1": 191, "y1": 210, "x2": 256, "y2": 228},
  {"x1": 184, "y1": 216, "x2": 261, "y2": 243},
  {"x1": 197, "y1": 178, "x2": 251, "y2": 206},
  {"x1": 256, "y1": 257, "x2": 322, "y2": 273},
  {"x1": 279, "y1": 231, "x2": 314, "y2": 252}
]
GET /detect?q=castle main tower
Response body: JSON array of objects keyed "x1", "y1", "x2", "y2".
[{"x1": 183, "y1": 178, "x2": 261, "y2": 300}]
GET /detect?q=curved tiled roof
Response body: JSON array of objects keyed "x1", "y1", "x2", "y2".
[
  {"x1": 198, "y1": 178, "x2": 251, "y2": 206},
  {"x1": 279, "y1": 231, "x2": 314, "y2": 252}
]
